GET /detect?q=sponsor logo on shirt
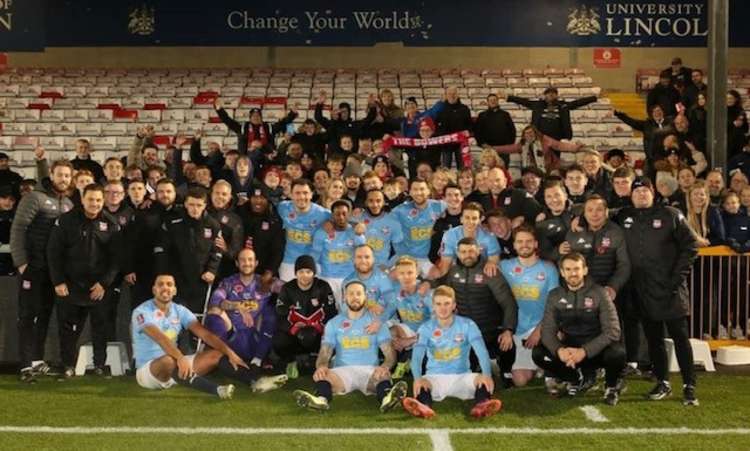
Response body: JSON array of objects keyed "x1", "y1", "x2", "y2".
[
  {"x1": 204, "y1": 228, "x2": 213, "y2": 238},
  {"x1": 99, "y1": 221, "x2": 108, "y2": 232},
  {"x1": 584, "y1": 297, "x2": 594, "y2": 308},
  {"x1": 652, "y1": 219, "x2": 662, "y2": 229}
]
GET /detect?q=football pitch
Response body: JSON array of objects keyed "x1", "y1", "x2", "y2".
[{"x1": 0, "y1": 372, "x2": 748, "y2": 451}]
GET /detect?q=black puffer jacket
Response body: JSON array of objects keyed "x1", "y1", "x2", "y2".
[
  {"x1": 10, "y1": 179, "x2": 73, "y2": 270},
  {"x1": 47, "y1": 208, "x2": 121, "y2": 305},
  {"x1": 615, "y1": 205, "x2": 698, "y2": 320},
  {"x1": 435, "y1": 256, "x2": 517, "y2": 338}
]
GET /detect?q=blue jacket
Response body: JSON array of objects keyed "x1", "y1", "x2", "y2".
[{"x1": 399, "y1": 101, "x2": 446, "y2": 138}]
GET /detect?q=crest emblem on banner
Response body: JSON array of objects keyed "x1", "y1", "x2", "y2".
[
  {"x1": 129, "y1": 5, "x2": 155, "y2": 36},
  {"x1": 567, "y1": 6, "x2": 600, "y2": 36}
]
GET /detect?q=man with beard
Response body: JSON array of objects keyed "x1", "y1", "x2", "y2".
[
  {"x1": 435, "y1": 86, "x2": 473, "y2": 169},
  {"x1": 277, "y1": 179, "x2": 331, "y2": 282},
  {"x1": 203, "y1": 248, "x2": 289, "y2": 392},
  {"x1": 207, "y1": 181, "x2": 244, "y2": 281},
  {"x1": 237, "y1": 188, "x2": 284, "y2": 277},
  {"x1": 500, "y1": 226, "x2": 559, "y2": 390},
  {"x1": 435, "y1": 238, "x2": 517, "y2": 389},
  {"x1": 343, "y1": 245, "x2": 396, "y2": 324},
  {"x1": 123, "y1": 178, "x2": 182, "y2": 307},
  {"x1": 47, "y1": 184, "x2": 122, "y2": 379},
  {"x1": 353, "y1": 189, "x2": 404, "y2": 270},
  {"x1": 392, "y1": 179, "x2": 446, "y2": 275},
  {"x1": 533, "y1": 253, "x2": 625, "y2": 405},
  {"x1": 474, "y1": 93, "x2": 517, "y2": 167},
  {"x1": 293, "y1": 281, "x2": 406, "y2": 413},
  {"x1": 154, "y1": 187, "x2": 222, "y2": 314},
  {"x1": 432, "y1": 203, "x2": 500, "y2": 279},
  {"x1": 310, "y1": 200, "x2": 366, "y2": 304},
  {"x1": 11, "y1": 159, "x2": 73, "y2": 383}
]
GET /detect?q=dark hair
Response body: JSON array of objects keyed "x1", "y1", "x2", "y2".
[
  {"x1": 564, "y1": 164, "x2": 586, "y2": 176},
  {"x1": 330, "y1": 199, "x2": 352, "y2": 211},
  {"x1": 443, "y1": 182, "x2": 461, "y2": 193},
  {"x1": 457, "y1": 237, "x2": 479, "y2": 248},
  {"x1": 50, "y1": 159, "x2": 74, "y2": 173},
  {"x1": 612, "y1": 166, "x2": 636, "y2": 180},
  {"x1": 584, "y1": 193, "x2": 608, "y2": 209},
  {"x1": 186, "y1": 187, "x2": 208, "y2": 202},
  {"x1": 512, "y1": 223, "x2": 537, "y2": 242},
  {"x1": 156, "y1": 178, "x2": 176, "y2": 189},
  {"x1": 291, "y1": 178, "x2": 314, "y2": 192},
  {"x1": 409, "y1": 178, "x2": 430, "y2": 189},
  {"x1": 462, "y1": 202, "x2": 485, "y2": 216},
  {"x1": 484, "y1": 207, "x2": 508, "y2": 220},
  {"x1": 104, "y1": 157, "x2": 122, "y2": 166},
  {"x1": 559, "y1": 251, "x2": 587, "y2": 268},
  {"x1": 82, "y1": 183, "x2": 104, "y2": 197}
]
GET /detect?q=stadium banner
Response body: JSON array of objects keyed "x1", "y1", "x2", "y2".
[
  {"x1": 5, "y1": 0, "x2": 750, "y2": 50},
  {"x1": 0, "y1": 0, "x2": 45, "y2": 51}
]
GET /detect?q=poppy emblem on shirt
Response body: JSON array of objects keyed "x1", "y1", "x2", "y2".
[
  {"x1": 154, "y1": 310, "x2": 164, "y2": 319},
  {"x1": 364, "y1": 218, "x2": 370, "y2": 225},
  {"x1": 311, "y1": 298, "x2": 319, "y2": 306},
  {"x1": 234, "y1": 284, "x2": 245, "y2": 294},
  {"x1": 584, "y1": 297, "x2": 594, "y2": 308},
  {"x1": 221, "y1": 215, "x2": 229, "y2": 224},
  {"x1": 433, "y1": 329, "x2": 442, "y2": 338},
  {"x1": 341, "y1": 320, "x2": 351, "y2": 329},
  {"x1": 652, "y1": 219, "x2": 662, "y2": 229},
  {"x1": 601, "y1": 237, "x2": 611, "y2": 247},
  {"x1": 289, "y1": 212, "x2": 296, "y2": 220},
  {"x1": 474, "y1": 274, "x2": 484, "y2": 283},
  {"x1": 261, "y1": 221, "x2": 269, "y2": 230},
  {"x1": 514, "y1": 266, "x2": 523, "y2": 274},
  {"x1": 99, "y1": 222, "x2": 108, "y2": 232},
  {"x1": 204, "y1": 228, "x2": 213, "y2": 238},
  {"x1": 504, "y1": 197, "x2": 511, "y2": 206},
  {"x1": 119, "y1": 216, "x2": 127, "y2": 226},
  {"x1": 536, "y1": 272, "x2": 546, "y2": 281},
  {"x1": 409, "y1": 209, "x2": 418, "y2": 218},
  {"x1": 136, "y1": 314, "x2": 145, "y2": 325}
]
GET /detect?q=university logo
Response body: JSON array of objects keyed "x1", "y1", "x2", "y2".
[
  {"x1": 128, "y1": 4, "x2": 155, "y2": 36},
  {"x1": 567, "y1": 5, "x2": 600, "y2": 36}
]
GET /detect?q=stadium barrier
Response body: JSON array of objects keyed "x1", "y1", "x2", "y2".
[{"x1": 690, "y1": 246, "x2": 750, "y2": 348}]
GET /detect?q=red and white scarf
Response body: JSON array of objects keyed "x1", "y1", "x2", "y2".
[
  {"x1": 382, "y1": 131, "x2": 472, "y2": 167},
  {"x1": 246, "y1": 122, "x2": 269, "y2": 147}
]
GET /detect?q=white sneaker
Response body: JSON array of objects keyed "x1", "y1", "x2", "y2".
[
  {"x1": 252, "y1": 374, "x2": 288, "y2": 393},
  {"x1": 217, "y1": 384, "x2": 235, "y2": 400},
  {"x1": 717, "y1": 325, "x2": 730, "y2": 340}
]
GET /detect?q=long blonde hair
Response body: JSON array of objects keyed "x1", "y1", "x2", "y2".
[{"x1": 686, "y1": 180, "x2": 709, "y2": 239}]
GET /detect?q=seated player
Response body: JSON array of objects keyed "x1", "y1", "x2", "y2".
[
  {"x1": 273, "y1": 255, "x2": 337, "y2": 379},
  {"x1": 389, "y1": 256, "x2": 433, "y2": 379},
  {"x1": 292, "y1": 281, "x2": 407, "y2": 413},
  {"x1": 204, "y1": 248, "x2": 288, "y2": 392},
  {"x1": 402, "y1": 285, "x2": 502, "y2": 419},
  {"x1": 532, "y1": 253, "x2": 626, "y2": 405},
  {"x1": 131, "y1": 274, "x2": 261, "y2": 399}
]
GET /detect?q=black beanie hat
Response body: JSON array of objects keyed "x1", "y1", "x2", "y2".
[{"x1": 295, "y1": 255, "x2": 316, "y2": 274}]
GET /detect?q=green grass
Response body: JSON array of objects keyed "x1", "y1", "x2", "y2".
[{"x1": 0, "y1": 372, "x2": 748, "y2": 450}]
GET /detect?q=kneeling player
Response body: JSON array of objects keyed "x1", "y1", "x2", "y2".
[
  {"x1": 402, "y1": 285, "x2": 502, "y2": 419},
  {"x1": 532, "y1": 253, "x2": 626, "y2": 405},
  {"x1": 131, "y1": 274, "x2": 261, "y2": 399},
  {"x1": 204, "y1": 248, "x2": 288, "y2": 392},
  {"x1": 293, "y1": 280, "x2": 407, "y2": 412}
]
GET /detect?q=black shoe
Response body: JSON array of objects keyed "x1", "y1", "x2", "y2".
[
  {"x1": 621, "y1": 365, "x2": 641, "y2": 378},
  {"x1": 682, "y1": 385, "x2": 699, "y2": 406},
  {"x1": 501, "y1": 376, "x2": 515, "y2": 390},
  {"x1": 57, "y1": 367, "x2": 75, "y2": 382},
  {"x1": 647, "y1": 380, "x2": 672, "y2": 400},
  {"x1": 603, "y1": 386, "x2": 620, "y2": 406},
  {"x1": 19, "y1": 368, "x2": 37, "y2": 384},
  {"x1": 567, "y1": 370, "x2": 595, "y2": 396},
  {"x1": 93, "y1": 365, "x2": 112, "y2": 379}
]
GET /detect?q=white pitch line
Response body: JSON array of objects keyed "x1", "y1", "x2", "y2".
[
  {"x1": 579, "y1": 405, "x2": 609, "y2": 423},
  {"x1": 428, "y1": 430, "x2": 454, "y2": 451},
  {"x1": 0, "y1": 426, "x2": 749, "y2": 435}
]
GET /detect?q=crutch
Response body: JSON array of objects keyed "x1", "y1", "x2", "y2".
[{"x1": 195, "y1": 283, "x2": 213, "y2": 352}]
